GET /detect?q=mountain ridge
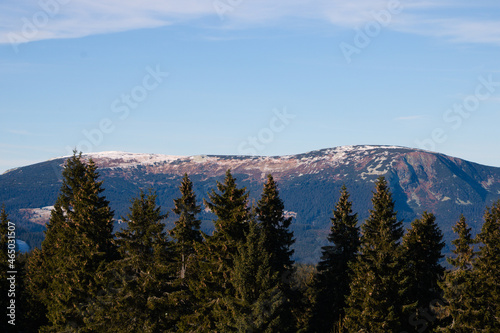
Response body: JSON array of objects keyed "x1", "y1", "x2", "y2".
[{"x1": 1, "y1": 145, "x2": 499, "y2": 262}]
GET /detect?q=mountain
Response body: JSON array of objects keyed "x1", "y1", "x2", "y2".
[{"x1": 1, "y1": 145, "x2": 500, "y2": 262}]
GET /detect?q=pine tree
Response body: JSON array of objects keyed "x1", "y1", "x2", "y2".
[
  {"x1": 183, "y1": 169, "x2": 251, "y2": 331},
  {"x1": 473, "y1": 201, "x2": 500, "y2": 330},
  {"x1": 256, "y1": 174, "x2": 295, "y2": 331},
  {"x1": 440, "y1": 215, "x2": 479, "y2": 332},
  {"x1": 310, "y1": 185, "x2": 360, "y2": 333},
  {"x1": 87, "y1": 190, "x2": 176, "y2": 332},
  {"x1": 401, "y1": 211, "x2": 445, "y2": 332},
  {"x1": 225, "y1": 219, "x2": 286, "y2": 332},
  {"x1": 170, "y1": 174, "x2": 203, "y2": 279},
  {"x1": 26, "y1": 152, "x2": 116, "y2": 331},
  {"x1": 343, "y1": 176, "x2": 406, "y2": 332}
]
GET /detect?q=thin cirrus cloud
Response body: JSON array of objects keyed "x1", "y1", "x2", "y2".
[
  {"x1": 392, "y1": 15, "x2": 500, "y2": 45},
  {"x1": 0, "y1": 0, "x2": 499, "y2": 45},
  {"x1": 8, "y1": 129, "x2": 34, "y2": 136}
]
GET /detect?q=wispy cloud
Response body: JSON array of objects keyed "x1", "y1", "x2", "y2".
[
  {"x1": 0, "y1": 0, "x2": 499, "y2": 46},
  {"x1": 392, "y1": 15, "x2": 500, "y2": 45},
  {"x1": 8, "y1": 129, "x2": 33, "y2": 136}
]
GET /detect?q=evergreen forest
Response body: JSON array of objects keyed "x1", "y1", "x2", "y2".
[{"x1": 1, "y1": 152, "x2": 499, "y2": 332}]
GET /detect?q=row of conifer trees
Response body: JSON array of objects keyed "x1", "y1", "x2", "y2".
[{"x1": 0, "y1": 152, "x2": 499, "y2": 332}]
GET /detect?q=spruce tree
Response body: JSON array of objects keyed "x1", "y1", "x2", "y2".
[
  {"x1": 17, "y1": 250, "x2": 48, "y2": 332},
  {"x1": 225, "y1": 219, "x2": 286, "y2": 332},
  {"x1": 257, "y1": 174, "x2": 294, "y2": 279},
  {"x1": 310, "y1": 185, "x2": 360, "y2": 333},
  {"x1": 440, "y1": 215, "x2": 479, "y2": 332},
  {"x1": 87, "y1": 190, "x2": 176, "y2": 332},
  {"x1": 24, "y1": 199, "x2": 65, "y2": 328},
  {"x1": 169, "y1": 174, "x2": 203, "y2": 328},
  {"x1": 183, "y1": 169, "x2": 250, "y2": 331},
  {"x1": 170, "y1": 173, "x2": 203, "y2": 279},
  {"x1": 473, "y1": 201, "x2": 500, "y2": 330},
  {"x1": 448, "y1": 215, "x2": 475, "y2": 270},
  {"x1": 401, "y1": 211, "x2": 445, "y2": 332},
  {"x1": 343, "y1": 176, "x2": 406, "y2": 332},
  {"x1": 204, "y1": 169, "x2": 250, "y2": 247},
  {"x1": 256, "y1": 174, "x2": 295, "y2": 331},
  {"x1": 26, "y1": 152, "x2": 116, "y2": 331}
]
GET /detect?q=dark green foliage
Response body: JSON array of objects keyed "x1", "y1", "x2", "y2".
[
  {"x1": 1, "y1": 208, "x2": 47, "y2": 332},
  {"x1": 290, "y1": 263, "x2": 317, "y2": 332},
  {"x1": 257, "y1": 174, "x2": 295, "y2": 278},
  {"x1": 473, "y1": 201, "x2": 500, "y2": 330},
  {"x1": 170, "y1": 173, "x2": 203, "y2": 279},
  {"x1": 256, "y1": 174, "x2": 296, "y2": 331},
  {"x1": 401, "y1": 211, "x2": 445, "y2": 332},
  {"x1": 224, "y1": 219, "x2": 286, "y2": 332},
  {"x1": 7, "y1": 158, "x2": 500, "y2": 331},
  {"x1": 310, "y1": 185, "x2": 360, "y2": 333},
  {"x1": 24, "y1": 200, "x2": 65, "y2": 330},
  {"x1": 169, "y1": 174, "x2": 204, "y2": 327},
  {"x1": 183, "y1": 169, "x2": 251, "y2": 331},
  {"x1": 448, "y1": 215, "x2": 475, "y2": 270},
  {"x1": 344, "y1": 176, "x2": 406, "y2": 332},
  {"x1": 204, "y1": 169, "x2": 250, "y2": 247},
  {"x1": 26, "y1": 152, "x2": 116, "y2": 332},
  {"x1": 16, "y1": 251, "x2": 49, "y2": 332},
  {"x1": 440, "y1": 215, "x2": 480, "y2": 332},
  {"x1": 87, "y1": 190, "x2": 176, "y2": 332}
]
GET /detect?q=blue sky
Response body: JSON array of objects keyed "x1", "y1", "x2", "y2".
[{"x1": 1, "y1": 0, "x2": 500, "y2": 173}]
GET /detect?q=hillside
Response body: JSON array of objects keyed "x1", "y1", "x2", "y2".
[{"x1": 1, "y1": 145, "x2": 500, "y2": 262}]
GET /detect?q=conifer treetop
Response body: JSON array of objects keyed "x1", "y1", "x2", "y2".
[
  {"x1": 448, "y1": 214, "x2": 475, "y2": 270},
  {"x1": 204, "y1": 169, "x2": 249, "y2": 240},
  {"x1": 171, "y1": 173, "x2": 202, "y2": 244},
  {"x1": 362, "y1": 176, "x2": 403, "y2": 246}
]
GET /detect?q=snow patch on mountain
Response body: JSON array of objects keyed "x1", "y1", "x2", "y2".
[
  {"x1": 408, "y1": 192, "x2": 421, "y2": 206},
  {"x1": 191, "y1": 155, "x2": 209, "y2": 163},
  {"x1": 19, "y1": 206, "x2": 54, "y2": 225},
  {"x1": 456, "y1": 198, "x2": 473, "y2": 205},
  {"x1": 84, "y1": 151, "x2": 185, "y2": 168},
  {"x1": 46, "y1": 145, "x2": 426, "y2": 179},
  {"x1": 481, "y1": 177, "x2": 495, "y2": 189}
]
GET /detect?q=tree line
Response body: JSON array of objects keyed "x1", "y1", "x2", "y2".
[{"x1": 1, "y1": 152, "x2": 499, "y2": 332}]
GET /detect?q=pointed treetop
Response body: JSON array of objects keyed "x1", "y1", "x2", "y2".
[
  {"x1": 448, "y1": 214, "x2": 475, "y2": 270},
  {"x1": 204, "y1": 169, "x2": 249, "y2": 234},
  {"x1": 320, "y1": 184, "x2": 359, "y2": 269},
  {"x1": 363, "y1": 176, "x2": 403, "y2": 244},
  {"x1": 256, "y1": 173, "x2": 295, "y2": 277}
]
